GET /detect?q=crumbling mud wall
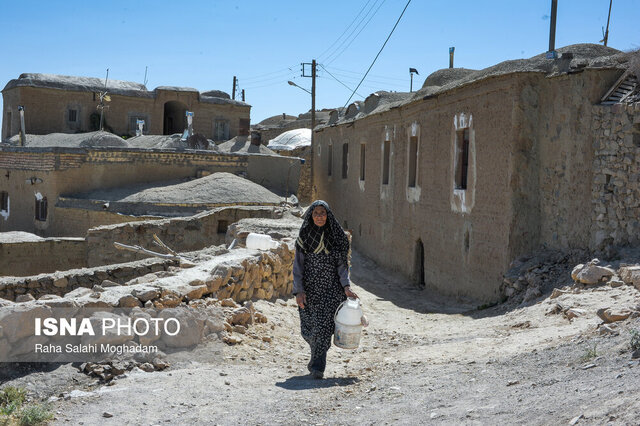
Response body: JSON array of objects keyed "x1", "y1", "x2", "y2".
[
  {"x1": 590, "y1": 103, "x2": 640, "y2": 249},
  {"x1": 0, "y1": 237, "x2": 87, "y2": 277},
  {"x1": 270, "y1": 146, "x2": 312, "y2": 203},
  {"x1": 86, "y1": 206, "x2": 276, "y2": 267},
  {"x1": 0, "y1": 244, "x2": 295, "y2": 305},
  {"x1": 0, "y1": 257, "x2": 178, "y2": 301}
]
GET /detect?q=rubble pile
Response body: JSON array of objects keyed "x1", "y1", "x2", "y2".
[{"x1": 501, "y1": 249, "x2": 587, "y2": 304}]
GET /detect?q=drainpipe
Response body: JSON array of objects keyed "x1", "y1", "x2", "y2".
[
  {"x1": 18, "y1": 106, "x2": 25, "y2": 146},
  {"x1": 547, "y1": 0, "x2": 558, "y2": 59}
]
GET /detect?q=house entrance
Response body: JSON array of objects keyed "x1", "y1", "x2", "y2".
[
  {"x1": 414, "y1": 239, "x2": 425, "y2": 287},
  {"x1": 163, "y1": 101, "x2": 187, "y2": 135}
]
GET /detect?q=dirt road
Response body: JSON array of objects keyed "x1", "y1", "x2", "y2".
[{"x1": 5, "y1": 251, "x2": 640, "y2": 425}]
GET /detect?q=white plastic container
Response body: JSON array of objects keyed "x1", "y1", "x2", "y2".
[
  {"x1": 333, "y1": 298, "x2": 364, "y2": 349},
  {"x1": 245, "y1": 233, "x2": 278, "y2": 250}
]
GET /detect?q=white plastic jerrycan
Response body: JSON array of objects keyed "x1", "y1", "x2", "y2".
[
  {"x1": 245, "y1": 233, "x2": 278, "y2": 250},
  {"x1": 334, "y1": 297, "x2": 364, "y2": 349}
]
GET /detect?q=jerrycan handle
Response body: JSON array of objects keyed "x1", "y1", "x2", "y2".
[
  {"x1": 334, "y1": 297, "x2": 362, "y2": 321},
  {"x1": 334, "y1": 300, "x2": 347, "y2": 321}
]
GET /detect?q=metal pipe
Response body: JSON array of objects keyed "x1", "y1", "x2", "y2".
[{"x1": 549, "y1": 0, "x2": 558, "y2": 53}]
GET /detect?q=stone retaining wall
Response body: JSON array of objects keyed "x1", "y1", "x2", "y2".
[
  {"x1": 591, "y1": 103, "x2": 640, "y2": 249},
  {"x1": 0, "y1": 257, "x2": 178, "y2": 301},
  {"x1": 86, "y1": 206, "x2": 277, "y2": 267},
  {"x1": 0, "y1": 238, "x2": 87, "y2": 277}
]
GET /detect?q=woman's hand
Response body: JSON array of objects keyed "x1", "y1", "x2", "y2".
[
  {"x1": 344, "y1": 285, "x2": 358, "y2": 299},
  {"x1": 296, "y1": 292, "x2": 307, "y2": 309}
]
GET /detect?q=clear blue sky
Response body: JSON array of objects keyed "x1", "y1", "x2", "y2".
[{"x1": 0, "y1": 0, "x2": 638, "y2": 125}]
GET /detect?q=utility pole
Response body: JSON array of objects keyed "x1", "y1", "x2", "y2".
[
  {"x1": 242, "y1": 89, "x2": 245, "y2": 102},
  {"x1": 300, "y1": 60, "x2": 317, "y2": 198},
  {"x1": 232, "y1": 76, "x2": 237, "y2": 100},
  {"x1": 603, "y1": 0, "x2": 612, "y2": 47},
  {"x1": 311, "y1": 59, "x2": 316, "y2": 146}
]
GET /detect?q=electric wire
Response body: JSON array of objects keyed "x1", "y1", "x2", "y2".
[
  {"x1": 321, "y1": 0, "x2": 384, "y2": 65},
  {"x1": 238, "y1": 64, "x2": 299, "y2": 82},
  {"x1": 317, "y1": 0, "x2": 373, "y2": 62},
  {"x1": 343, "y1": 0, "x2": 412, "y2": 108},
  {"x1": 324, "y1": 0, "x2": 387, "y2": 66},
  {"x1": 322, "y1": 65, "x2": 407, "y2": 82},
  {"x1": 319, "y1": 70, "x2": 407, "y2": 88},
  {"x1": 318, "y1": 64, "x2": 365, "y2": 98}
]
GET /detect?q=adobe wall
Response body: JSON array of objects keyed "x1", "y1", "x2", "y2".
[
  {"x1": 590, "y1": 102, "x2": 640, "y2": 248},
  {"x1": 1, "y1": 86, "x2": 250, "y2": 140},
  {"x1": 0, "y1": 237, "x2": 86, "y2": 277},
  {"x1": 314, "y1": 76, "x2": 521, "y2": 301},
  {"x1": 86, "y1": 206, "x2": 275, "y2": 267},
  {"x1": 0, "y1": 148, "x2": 300, "y2": 236},
  {"x1": 269, "y1": 146, "x2": 312, "y2": 203},
  {"x1": 528, "y1": 69, "x2": 623, "y2": 251}
]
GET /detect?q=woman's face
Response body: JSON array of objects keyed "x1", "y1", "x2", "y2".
[{"x1": 312, "y1": 206, "x2": 327, "y2": 227}]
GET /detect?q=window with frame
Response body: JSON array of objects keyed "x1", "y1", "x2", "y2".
[
  {"x1": 342, "y1": 143, "x2": 349, "y2": 179},
  {"x1": 382, "y1": 139, "x2": 391, "y2": 185},
  {"x1": 5, "y1": 112, "x2": 12, "y2": 139},
  {"x1": 1, "y1": 191, "x2": 8, "y2": 211},
  {"x1": 68, "y1": 109, "x2": 78, "y2": 123},
  {"x1": 408, "y1": 136, "x2": 418, "y2": 187},
  {"x1": 214, "y1": 120, "x2": 230, "y2": 141},
  {"x1": 35, "y1": 196, "x2": 47, "y2": 221},
  {"x1": 327, "y1": 142, "x2": 333, "y2": 176},
  {"x1": 454, "y1": 128, "x2": 470, "y2": 190},
  {"x1": 360, "y1": 143, "x2": 366, "y2": 181}
]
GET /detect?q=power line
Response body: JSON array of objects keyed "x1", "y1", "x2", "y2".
[
  {"x1": 239, "y1": 71, "x2": 300, "y2": 88},
  {"x1": 320, "y1": 69, "x2": 407, "y2": 87},
  {"x1": 343, "y1": 0, "x2": 412, "y2": 108},
  {"x1": 321, "y1": 0, "x2": 384, "y2": 64},
  {"x1": 317, "y1": 0, "x2": 373, "y2": 61},
  {"x1": 318, "y1": 63, "x2": 365, "y2": 98},
  {"x1": 325, "y1": 0, "x2": 387, "y2": 65},
  {"x1": 238, "y1": 64, "x2": 298, "y2": 82},
  {"x1": 322, "y1": 65, "x2": 407, "y2": 82}
]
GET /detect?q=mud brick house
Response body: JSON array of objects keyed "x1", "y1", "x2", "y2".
[
  {"x1": 2, "y1": 73, "x2": 250, "y2": 141},
  {"x1": 313, "y1": 44, "x2": 639, "y2": 302}
]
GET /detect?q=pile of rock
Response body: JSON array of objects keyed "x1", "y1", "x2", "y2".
[
  {"x1": 501, "y1": 249, "x2": 586, "y2": 304},
  {"x1": 80, "y1": 358, "x2": 169, "y2": 382},
  {"x1": 214, "y1": 298, "x2": 270, "y2": 345},
  {"x1": 571, "y1": 259, "x2": 640, "y2": 291}
]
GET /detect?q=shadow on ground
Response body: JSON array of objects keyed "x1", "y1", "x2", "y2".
[
  {"x1": 0, "y1": 362, "x2": 67, "y2": 384},
  {"x1": 275, "y1": 374, "x2": 359, "y2": 390},
  {"x1": 349, "y1": 250, "x2": 558, "y2": 320}
]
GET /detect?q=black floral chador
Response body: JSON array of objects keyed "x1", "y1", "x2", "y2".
[{"x1": 293, "y1": 200, "x2": 350, "y2": 376}]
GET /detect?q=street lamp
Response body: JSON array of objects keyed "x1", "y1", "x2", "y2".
[{"x1": 287, "y1": 80, "x2": 312, "y2": 95}]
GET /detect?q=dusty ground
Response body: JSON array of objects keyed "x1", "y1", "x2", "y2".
[{"x1": 2, "y1": 250, "x2": 640, "y2": 425}]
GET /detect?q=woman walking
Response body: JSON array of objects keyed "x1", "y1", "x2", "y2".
[{"x1": 293, "y1": 200, "x2": 358, "y2": 379}]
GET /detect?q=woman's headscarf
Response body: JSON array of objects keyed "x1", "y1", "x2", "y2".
[{"x1": 295, "y1": 200, "x2": 350, "y2": 265}]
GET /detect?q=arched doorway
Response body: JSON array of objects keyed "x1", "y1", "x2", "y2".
[
  {"x1": 163, "y1": 101, "x2": 187, "y2": 135},
  {"x1": 414, "y1": 239, "x2": 425, "y2": 287}
]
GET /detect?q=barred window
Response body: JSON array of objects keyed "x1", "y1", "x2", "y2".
[{"x1": 35, "y1": 196, "x2": 47, "y2": 221}]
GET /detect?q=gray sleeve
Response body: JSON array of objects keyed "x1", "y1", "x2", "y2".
[
  {"x1": 292, "y1": 250, "x2": 305, "y2": 295},
  {"x1": 337, "y1": 261, "x2": 350, "y2": 288}
]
